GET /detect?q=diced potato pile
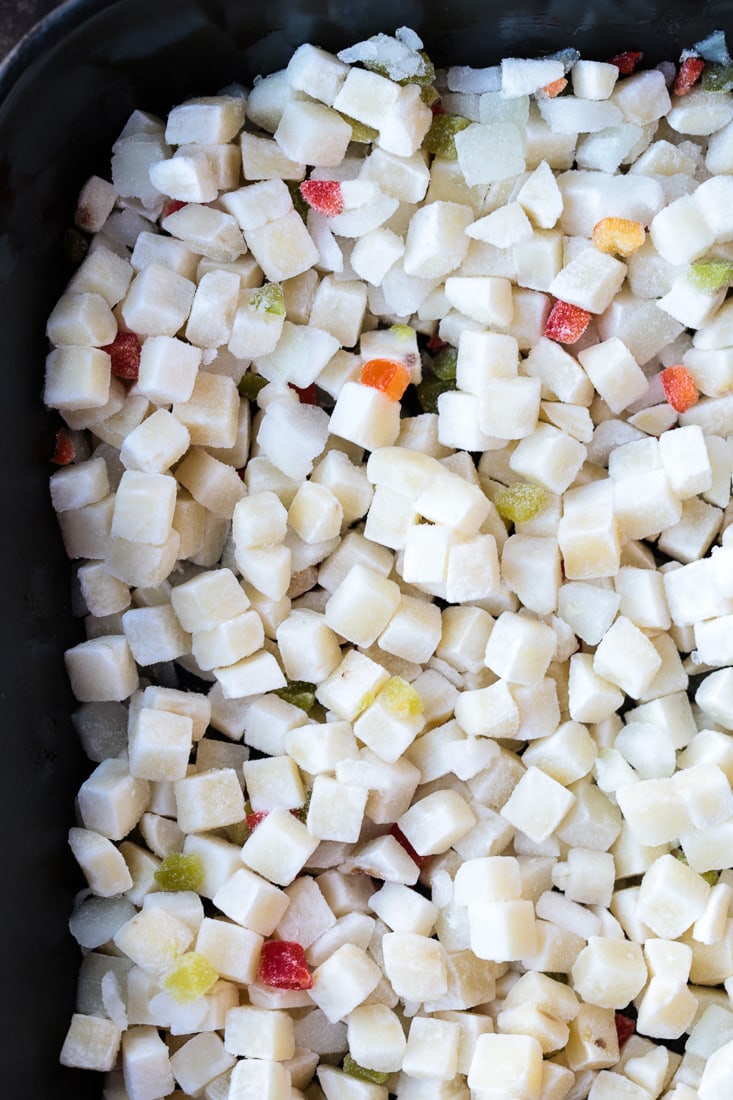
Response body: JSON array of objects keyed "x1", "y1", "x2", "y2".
[{"x1": 49, "y1": 24, "x2": 733, "y2": 1100}]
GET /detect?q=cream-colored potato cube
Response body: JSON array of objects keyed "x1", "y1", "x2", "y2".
[
  {"x1": 225, "y1": 1005, "x2": 295, "y2": 1060},
  {"x1": 310, "y1": 943, "x2": 382, "y2": 1023},
  {"x1": 44, "y1": 346, "x2": 111, "y2": 411},
  {"x1": 65, "y1": 634, "x2": 139, "y2": 703},
  {"x1": 468, "y1": 1033, "x2": 543, "y2": 1099},
  {"x1": 500, "y1": 766, "x2": 575, "y2": 843},
  {"x1": 68, "y1": 826, "x2": 133, "y2": 897},
  {"x1": 241, "y1": 808, "x2": 318, "y2": 886},
  {"x1": 60, "y1": 1013, "x2": 121, "y2": 1072},
  {"x1": 195, "y1": 916, "x2": 262, "y2": 985},
  {"x1": 382, "y1": 931, "x2": 448, "y2": 1002},
  {"x1": 571, "y1": 936, "x2": 647, "y2": 1009},
  {"x1": 174, "y1": 767, "x2": 245, "y2": 834},
  {"x1": 484, "y1": 611, "x2": 556, "y2": 686},
  {"x1": 213, "y1": 867, "x2": 289, "y2": 935},
  {"x1": 128, "y1": 707, "x2": 193, "y2": 782},
  {"x1": 172, "y1": 370, "x2": 239, "y2": 449}
]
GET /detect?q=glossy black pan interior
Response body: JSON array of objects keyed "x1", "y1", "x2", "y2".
[{"x1": 2, "y1": 0, "x2": 732, "y2": 1093}]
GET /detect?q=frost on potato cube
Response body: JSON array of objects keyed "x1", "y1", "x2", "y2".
[
  {"x1": 328, "y1": 382, "x2": 401, "y2": 452},
  {"x1": 455, "y1": 122, "x2": 525, "y2": 185},
  {"x1": 275, "y1": 100, "x2": 352, "y2": 166},
  {"x1": 60, "y1": 1013, "x2": 121, "y2": 1072},
  {"x1": 571, "y1": 937, "x2": 647, "y2": 1010},
  {"x1": 649, "y1": 194, "x2": 716, "y2": 266},
  {"x1": 120, "y1": 408, "x2": 190, "y2": 474},
  {"x1": 120, "y1": 263, "x2": 196, "y2": 336},
  {"x1": 47, "y1": 292, "x2": 117, "y2": 349},
  {"x1": 241, "y1": 131, "x2": 306, "y2": 181},
  {"x1": 637, "y1": 853, "x2": 711, "y2": 939},
  {"x1": 468, "y1": 1031, "x2": 543, "y2": 1098},
  {"x1": 111, "y1": 470, "x2": 177, "y2": 545},
  {"x1": 500, "y1": 766, "x2": 576, "y2": 844},
  {"x1": 593, "y1": 615, "x2": 663, "y2": 700},
  {"x1": 185, "y1": 269, "x2": 240, "y2": 348},
  {"x1": 148, "y1": 151, "x2": 218, "y2": 203},
  {"x1": 483, "y1": 611, "x2": 556, "y2": 686},
  {"x1": 44, "y1": 346, "x2": 111, "y2": 412},
  {"x1": 65, "y1": 634, "x2": 139, "y2": 703},
  {"x1": 256, "y1": 320, "x2": 339, "y2": 389},
  {"x1": 332, "y1": 66, "x2": 402, "y2": 130},
  {"x1": 122, "y1": 603, "x2": 190, "y2": 665},
  {"x1": 174, "y1": 768, "x2": 246, "y2": 834},
  {"x1": 403, "y1": 201, "x2": 473, "y2": 279},
  {"x1": 245, "y1": 209, "x2": 319, "y2": 282},
  {"x1": 548, "y1": 249, "x2": 627, "y2": 314},
  {"x1": 577, "y1": 337, "x2": 648, "y2": 414},
  {"x1": 382, "y1": 932, "x2": 448, "y2": 1003},
  {"x1": 309, "y1": 942, "x2": 382, "y2": 1023},
  {"x1": 173, "y1": 370, "x2": 239, "y2": 450},
  {"x1": 136, "y1": 334, "x2": 201, "y2": 406},
  {"x1": 128, "y1": 707, "x2": 194, "y2": 782},
  {"x1": 165, "y1": 95, "x2": 246, "y2": 145},
  {"x1": 162, "y1": 202, "x2": 246, "y2": 262}
]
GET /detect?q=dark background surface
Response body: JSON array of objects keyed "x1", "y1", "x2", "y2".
[{"x1": 1, "y1": 0, "x2": 61, "y2": 59}]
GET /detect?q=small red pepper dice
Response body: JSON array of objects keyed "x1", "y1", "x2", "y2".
[
  {"x1": 258, "y1": 940, "x2": 313, "y2": 990},
  {"x1": 102, "y1": 331, "x2": 141, "y2": 380},
  {"x1": 661, "y1": 366, "x2": 699, "y2": 414}
]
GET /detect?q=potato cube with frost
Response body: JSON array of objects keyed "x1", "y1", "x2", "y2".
[
  {"x1": 577, "y1": 337, "x2": 648, "y2": 414},
  {"x1": 257, "y1": 397, "x2": 331, "y2": 481},
  {"x1": 309, "y1": 943, "x2": 382, "y2": 1022},
  {"x1": 275, "y1": 100, "x2": 352, "y2": 166},
  {"x1": 172, "y1": 370, "x2": 239, "y2": 449},
  {"x1": 175, "y1": 447, "x2": 246, "y2": 519},
  {"x1": 403, "y1": 201, "x2": 473, "y2": 279},
  {"x1": 212, "y1": 866, "x2": 289, "y2": 935},
  {"x1": 121, "y1": 1026, "x2": 175, "y2": 1100},
  {"x1": 398, "y1": 789, "x2": 476, "y2": 856},
  {"x1": 548, "y1": 249, "x2": 626, "y2": 314},
  {"x1": 111, "y1": 470, "x2": 177, "y2": 545},
  {"x1": 44, "y1": 346, "x2": 111, "y2": 411},
  {"x1": 195, "y1": 917, "x2": 262, "y2": 985},
  {"x1": 68, "y1": 827, "x2": 133, "y2": 897},
  {"x1": 162, "y1": 202, "x2": 245, "y2": 262},
  {"x1": 78, "y1": 757, "x2": 151, "y2": 840},
  {"x1": 500, "y1": 765, "x2": 575, "y2": 843},
  {"x1": 382, "y1": 932, "x2": 448, "y2": 1002},
  {"x1": 192, "y1": 609, "x2": 264, "y2": 670},
  {"x1": 65, "y1": 634, "x2": 139, "y2": 703},
  {"x1": 508, "y1": 422, "x2": 587, "y2": 495},
  {"x1": 276, "y1": 608, "x2": 342, "y2": 684},
  {"x1": 60, "y1": 1013, "x2": 121, "y2": 1072},
  {"x1": 637, "y1": 853, "x2": 711, "y2": 939},
  {"x1": 113, "y1": 906, "x2": 193, "y2": 973},
  {"x1": 347, "y1": 1003, "x2": 406, "y2": 1073},
  {"x1": 120, "y1": 408, "x2": 190, "y2": 474},
  {"x1": 174, "y1": 767, "x2": 245, "y2": 833},
  {"x1": 169, "y1": 1032, "x2": 235, "y2": 1097},
  {"x1": 592, "y1": 615, "x2": 662, "y2": 699},
  {"x1": 128, "y1": 707, "x2": 193, "y2": 781},
  {"x1": 244, "y1": 209, "x2": 320, "y2": 283},
  {"x1": 571, "y1": 936, "x2": 647, "y2": 1010},
  {"x1": 328, "y1": 381, "x2": 401, "y2": 452},
  {"x1": 225, "y1": 1005, "x2": 295, "y2": 1060},
  {"x1": 136, "y1": 334, "x2": 201, "y2": 406},
  {"x1": 456, "y1": 122, "x2": 526, "y2": 185},
  {"x1": 483, "y1": 610, "x2": 556, "y2": 685},
  {"x1": 324, "y1": 563, "x2": 401, "y2": 648},
  {"x1": 306, "y1": 774, "x2": 368, "y2": 842},
  {"x1": 171, "y1": 567, "x2": 249, "y2": 632},
  {"x1": 122, "y1": 603, "x2": 190, "y2": 665},
  {"x1": 228, "y1": 1058, "x2": 291, "y2": 1100},
  {"x1": 241, "y1": 808, "x2": 318, "y2": 886},
  {"x1": 402, "y1": 1015, "x2": 461, "y2": 1082},
  {"x1": 120, "y1": 263, "x2": 196, "y2": 335}
]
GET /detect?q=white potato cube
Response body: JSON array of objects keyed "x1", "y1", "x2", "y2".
[
  {"x1": 382, "y1": 932, "x2": 448, "y2": 1002},
  {"x1": 65, "y1": 634, "x2": 139, "y2": 703},
  {"x1": 468, "y1": 1032, "x2": 543, "y2": 1098},
  {"x1": 212, "y1": 867, "x2": 289, "y2": 935},
  {"x1": 120, "y1": 408, "x2": 190, "y2": 473},
  {"x1": 171, "y1": 568, "x2": 249, "y2": 632},
  {"x1": 593, "y1": 615, "x2": 663, "y2": 699},
  {"x1": 136, "y1": 334, "x2": 201, "y2": 406},
  {"x1": 310, "y1": 943, "x2": 382, "y2": 1022},
  {"x1": 548, "y1": 249, "x2": 627, "y2": 314},
  {"x1": 501, "y1": 766, "x2": 576, "y2": 843},
  {"x1": 577, "y1": 337, "x2": 648, "y2": 414},
  {"x1": 174, "y1": 768, "x2": 245, "y2": 833},
  {"x1": 128, "y1": 707, "x2": 193, "y2": 781},
  {"x1": 44, "y1": 346, "x2": 111, "y2": 412},
  {"x1": 483, "y1": 611, "x2": 556, "y2": 685}
]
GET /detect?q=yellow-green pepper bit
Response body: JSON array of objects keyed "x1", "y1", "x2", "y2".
[
  {"x1": 163, "y1": 952, "x2": 219, "y2": 1004},
  {"x1": 153, "y1": 852, "x2": 205, "y2": 893},
  {"x1": 495, "y1": 482, "x2": 547, "y2": 525}
]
